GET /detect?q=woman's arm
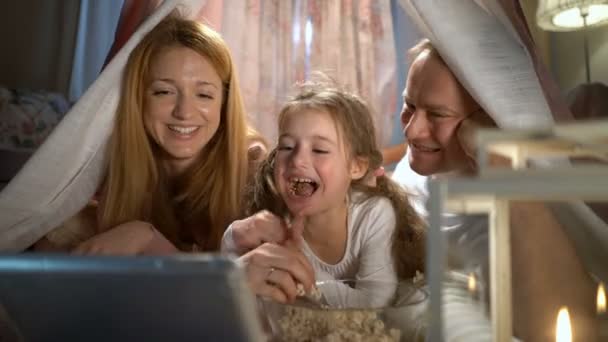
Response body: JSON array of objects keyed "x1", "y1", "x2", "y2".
[{"x1": 73, "y1": 221, "x2": 178, "y2": 256}]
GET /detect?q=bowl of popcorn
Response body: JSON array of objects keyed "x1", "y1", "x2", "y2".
[{"x1": 262, "y1": 278, "x2": 428, "y2": 342}]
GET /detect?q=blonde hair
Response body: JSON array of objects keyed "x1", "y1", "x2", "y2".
[
  {"x1": 100, "y1": 13, "x2": 251, "y2": 251},
  {"x1": 247, "y1": 79, "x2": 426, "y2": 279}
]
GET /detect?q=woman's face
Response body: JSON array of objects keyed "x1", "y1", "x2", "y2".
[{"x1": 143, "y1": 46, "x2": 223, "y2": 174}]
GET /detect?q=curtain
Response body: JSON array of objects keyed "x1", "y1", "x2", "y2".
[
  {"x1": 107, "y1": 0, "x2": 398, "y2": 146},
  {"x1": 0, "y1": 1, "x2": 80, "y2": 96},
  {"x1": 68, "y1": 0, "x2": 124, "y2": 102},
  {"x1": 208, "y1": 0, "x2": 398, "y2": 145}
]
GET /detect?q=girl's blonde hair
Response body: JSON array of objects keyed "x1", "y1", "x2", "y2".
[
  {"x1": 247, "y1": 78, "x2": 426, "y2": 279},
  {"x1": 100, "y1": 12, "x2": 251, "y2": 251}
]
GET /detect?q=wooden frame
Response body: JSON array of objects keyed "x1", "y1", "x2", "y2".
[{"x1": 427, "y1": 120, "x2": 608, "y2": 341}]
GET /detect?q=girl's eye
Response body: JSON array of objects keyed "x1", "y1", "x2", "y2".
[
  {"x1": 313, "y1": 149, "x2": 329, "y2": 154},
  {"x1": 278, "y1": 145, "x2": 293, "y2": 151}
]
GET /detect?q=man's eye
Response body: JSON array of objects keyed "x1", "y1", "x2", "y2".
[{"x1": 429, "y1": 111, "x2": 449, "y2": 118}]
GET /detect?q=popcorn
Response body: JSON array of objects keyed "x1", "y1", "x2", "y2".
[{"x1": 276, "y1": 306, "x2": 401, "y2": 342}]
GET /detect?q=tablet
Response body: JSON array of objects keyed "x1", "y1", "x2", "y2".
[{"x1": 0, "y1": 253, "x2": 263, "y2": 342}]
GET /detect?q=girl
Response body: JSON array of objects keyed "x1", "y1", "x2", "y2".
[{"x1": 224, "y1": 80, "x2": 425, "y2": 307}]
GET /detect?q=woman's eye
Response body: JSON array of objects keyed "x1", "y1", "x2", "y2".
[
  {"x1": 278, "y1": 145, "x2": 293, "y2": 151},
  {"x1": 152, "y1": 90, "x2": 171, "y2": 96},
  {"x1": 313, "y1": 149, "x2": 329, "y2": 154},
  {"x1": 198, "y1": 93, "x2": 214, "y2": 99}
]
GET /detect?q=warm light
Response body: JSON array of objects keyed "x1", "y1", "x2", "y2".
[
  {"x1": 468, "y1": 273, "x2": 477, "y2": 294},
  {"x1": 556, "y1": 307, "x2": 572, "y2": 342},
  {"x1": 537, "y1": 1, "x2": 608, "y2": 31},
  {"x1": 553, "y1": 5, "x2": 608, "y2": 28},
  {"x1": 598, "y1": 283, "x2": 606, "y2": 314}
]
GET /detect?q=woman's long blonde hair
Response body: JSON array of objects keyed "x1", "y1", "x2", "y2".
[
  {"x1": 247, "y1": 80, "x2": 426, "y2": 279},
  {"x1": 99, "y1": 13, "x2": 250, "y2": 251}
]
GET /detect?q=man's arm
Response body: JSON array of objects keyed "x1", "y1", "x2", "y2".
[{"x1": 510, "y1": 201, "x2": 597, "y2": 341}]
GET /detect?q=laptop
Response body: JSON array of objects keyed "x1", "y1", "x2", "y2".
[{"x1": 0, "y1": 253, "x2": 264, "y2": 342}]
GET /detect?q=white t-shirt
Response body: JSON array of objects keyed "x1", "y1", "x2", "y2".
[
  {"x1": 222, "y1": 194, "x2": 398, "y2": 308},
  {"x1": 392, "y1": 152, "x2": 488, "y2": 269}
]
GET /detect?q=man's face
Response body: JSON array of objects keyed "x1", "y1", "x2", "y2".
[{"x1": 401, "y1": 51, "x2": 479, "y2": 176}]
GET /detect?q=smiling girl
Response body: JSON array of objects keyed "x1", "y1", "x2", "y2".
[{"x1": 223, "y1": 80, "x2": 425, "y2": 306}]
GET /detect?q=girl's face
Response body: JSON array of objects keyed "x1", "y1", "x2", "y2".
[
  {"x1": 274, "y1": 109, "x2": 366, "y2": 216},
  {"x1": 143, "y1": 46, "x2": 223, "y2": 175}
]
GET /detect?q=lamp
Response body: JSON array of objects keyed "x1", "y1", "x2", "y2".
[{"x1": 537, "y1": 0, "x2": 608, "y2": 83}]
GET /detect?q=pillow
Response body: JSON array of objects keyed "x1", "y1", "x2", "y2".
[{"x1": 0, "y1": 87, "x2": 70, "y2": 152}]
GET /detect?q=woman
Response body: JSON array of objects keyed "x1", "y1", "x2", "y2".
[{"x1": 36, "y1": 13, "x2": 261, "y2": 255}]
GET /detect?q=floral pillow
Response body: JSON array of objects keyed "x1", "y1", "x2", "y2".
[{"x1": 0, "y1": 87, "x2": 71, "y2": 152}]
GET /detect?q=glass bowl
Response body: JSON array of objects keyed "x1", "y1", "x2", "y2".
[{"x1": 262, "y1": 279, "x2": 428, "y2": 342}]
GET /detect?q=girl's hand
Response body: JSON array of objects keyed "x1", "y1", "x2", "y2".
[
  {"x1": 72, "y1": 221, "x2": 177, "y2": 256},
  {"x1": 239, "y1": 242, "x2": 315, "y2": 304},
  {"x1": 230, "y1": 211, "x2": 290, "y2": 255}
]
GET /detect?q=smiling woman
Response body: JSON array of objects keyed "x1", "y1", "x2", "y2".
[
  {"x1": 143, "y1": 46, "x2": 223, "y2": 176},
  {"x1": 35, "y1": 12, "x2": 265, "y2": 254}
]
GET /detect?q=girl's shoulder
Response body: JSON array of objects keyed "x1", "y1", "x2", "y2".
[
  {"x1": 350, "y1": 192, "x2": 393, "y2": 213},
  {"x1": 349, "y1": 193, "x2": 396, "y2": 233}
]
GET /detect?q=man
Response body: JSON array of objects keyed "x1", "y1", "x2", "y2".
[{"x1": 394, "y1": 38, "x2": 597, "y2": 341}]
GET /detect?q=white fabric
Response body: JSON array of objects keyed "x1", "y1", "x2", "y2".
[
  {"x1": 0, "y1": 0, "x2": 206, "y2": 252},
  {"x1": 223, "y1": 195, "x2": 399, "y2": 308},
  {"x1": 399, "y1": 0, "x2": 554, "y2": 130}
]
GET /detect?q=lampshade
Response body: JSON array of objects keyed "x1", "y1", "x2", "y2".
[{"x1": 537, "y1": 0, "x2": 608, "y2": 31}]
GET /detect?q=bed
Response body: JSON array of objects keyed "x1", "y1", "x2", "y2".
[{"x1": 0, "y1": 86, "x2": 71, "y2": 189}]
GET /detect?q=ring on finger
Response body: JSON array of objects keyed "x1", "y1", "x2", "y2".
[{"x1": 266, "y1": 267, "x2": 276, "y2": 282}]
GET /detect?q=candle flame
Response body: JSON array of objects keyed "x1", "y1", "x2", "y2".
[
  {"x1": 598, "y1": 283, "x2": 606, "y2": 314},
  {"x1": 468, "y1": 272, "x2": 477, "y2": 293},
  {"x1": 556, "y1": 307, "x2": 572, "y2": 342}
]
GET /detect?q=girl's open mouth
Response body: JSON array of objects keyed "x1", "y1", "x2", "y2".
[{"x1": 288, "y1": 177, "x2": 319, "y2": 197}]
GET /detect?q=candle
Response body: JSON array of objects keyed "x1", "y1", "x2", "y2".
[
  {"x1": 468, "y1": 272, "x2": 477, "y2": 295},
  {"x1": 556, "y1": 307, "x2": 572, "y2": 342},
  {"x1": 598, "y1": 283, "x2": 606, "y2": 315}
]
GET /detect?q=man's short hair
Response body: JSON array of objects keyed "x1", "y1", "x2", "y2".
[{"x1": 407, "y1": 38, "x2": 446, "y2": 65}]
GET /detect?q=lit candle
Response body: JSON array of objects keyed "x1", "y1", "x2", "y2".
[
  {"x1": 468, "y1": 272, "x2": 477, "y2": 295},
  {"x1": 598, "y1": 283, "x2": 606, "y2": 315},
  {"x1": 556, "y1": 307, "x2": 572, "y2": 342}
]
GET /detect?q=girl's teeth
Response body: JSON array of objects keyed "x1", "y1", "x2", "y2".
[{"x1": 168, "y1": 125, "x2": 198, "y2": 134}]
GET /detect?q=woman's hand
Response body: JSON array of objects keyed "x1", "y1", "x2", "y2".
[
  {"x1": 72, "y1": 220, "x2": 177, "y2": 256},
  {"x1": 239, "y1": 242, "x2": 315, "y2": 304},
  {"x1": 230, "y1": 211, "x2": 290, "y2": 255}
]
